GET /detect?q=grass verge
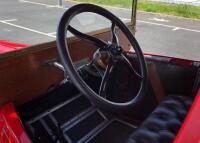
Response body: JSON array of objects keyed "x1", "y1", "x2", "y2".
[
  {"x1": 138, "y1": 0, "x2": 200, "y2": 19},
  {"x1": 71, "y1": 0, "x2": 200, "y2": 19},
  {"x1": 71, "y1": 0, "x2": 132, "y2": 8}
]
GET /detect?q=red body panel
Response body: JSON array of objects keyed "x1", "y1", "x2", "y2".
[
  {"x1": 174, "y1": 88, "x2": 200, "y2": 143},
  {"x1": 0, "y1": 103, "x2": 31, "y2": 143},
  {"x1": 0, "y1": 40, "x2": 29, "y2": 53},
  {"x1": 128, "y1": 51, "x2": 199, "y2": 66}
]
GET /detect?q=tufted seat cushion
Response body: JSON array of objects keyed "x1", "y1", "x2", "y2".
[{"x1": 127, "y1": 95, "x2": 193, "y2": 143}]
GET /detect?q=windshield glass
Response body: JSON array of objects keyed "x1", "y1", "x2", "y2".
[{"x1": 0, "y1": 0, "x2": 132, "y2": 53}]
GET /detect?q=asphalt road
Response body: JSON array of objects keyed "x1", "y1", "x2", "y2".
[
  {"x1": 136, "y1": 12, "x2": 200, "y2": 61},
  {"x1": 0, "y1": 0, "x2": 199, "y2": 61}
]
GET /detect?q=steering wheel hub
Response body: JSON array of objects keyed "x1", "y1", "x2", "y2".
[{"x1": 108, "y1": 44, "x2": 123, "y2": 57}]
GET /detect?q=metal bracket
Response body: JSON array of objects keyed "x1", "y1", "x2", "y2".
[{"x1": 44, "y1": 58, "x2": 68, "y2": 79}]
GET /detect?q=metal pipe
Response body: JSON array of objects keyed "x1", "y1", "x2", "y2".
[{"x1": 58, "y1": 0, "x2": 63, "y2": 7}]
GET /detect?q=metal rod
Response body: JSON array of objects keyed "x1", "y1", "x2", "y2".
[{"x1": 58, "y1": 0, "x2": 63, "y2": 7}]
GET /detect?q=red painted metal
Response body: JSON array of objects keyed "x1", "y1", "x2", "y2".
[
  {"x1": 173, "y1": 88, "x2": 200, "y2": 143},
  {"x1": 0, "y1": 40, "x2": 29, "y2": 53},
  {"x1": 128, "y1": 51, "x2": 199, "y2": 66},
  {"x1": 143, "y1": 52, "x2": 199, "y2": 65},
  {"x1": 0, "y1": 103, "x2": 31, "y2": 143}
]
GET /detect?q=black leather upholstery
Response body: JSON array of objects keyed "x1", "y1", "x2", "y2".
[{"x1": 127, "y1": 95, "x2": 193, "y2": 143}]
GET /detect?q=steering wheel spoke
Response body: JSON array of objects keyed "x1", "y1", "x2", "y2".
[
  {"x1": 99, "y1": 58, "x2": 115, "y2": 98},
  {"x1": 111, "y1": 22, "x2": 119, "y2": 46},
  {"x1": 68, "y1": 25, "x2": 108, "y2": 48},
  {"x1": 121, "y1": 53, "x2": 143, "y2": 80}
]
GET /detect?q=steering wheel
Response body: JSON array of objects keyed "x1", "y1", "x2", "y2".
[{"x1": 56, "y1": 4, "x2": 147, "y2": 111}]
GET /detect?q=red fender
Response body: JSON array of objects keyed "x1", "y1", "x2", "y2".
[{"x1": 0, "y1": 103, "x2": 31, "y2": 143}]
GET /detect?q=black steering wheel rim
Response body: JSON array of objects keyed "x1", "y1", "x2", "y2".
[{"x1": 56, "y1": 4, "x2": 148, "y2": 111}]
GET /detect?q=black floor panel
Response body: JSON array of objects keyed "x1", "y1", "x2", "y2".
[
  {"x1": 88, "y1": 120, "x2": 135, "y2": 143},
  {"x1": 66, "y1": 111, "x2": 105, "y2": 142},
  {"x1": 18, "y1": 83, "x2": 79, "y2": 121},
  {"x1": 19, "y1": 81, "x2": 136, "y2": 143},
  {"x1": 32, "y1": 121, "x2": 55, "y2": 143},
  {"x1": 52, "y1": 96, "x2": 91, "y2": 125}
]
